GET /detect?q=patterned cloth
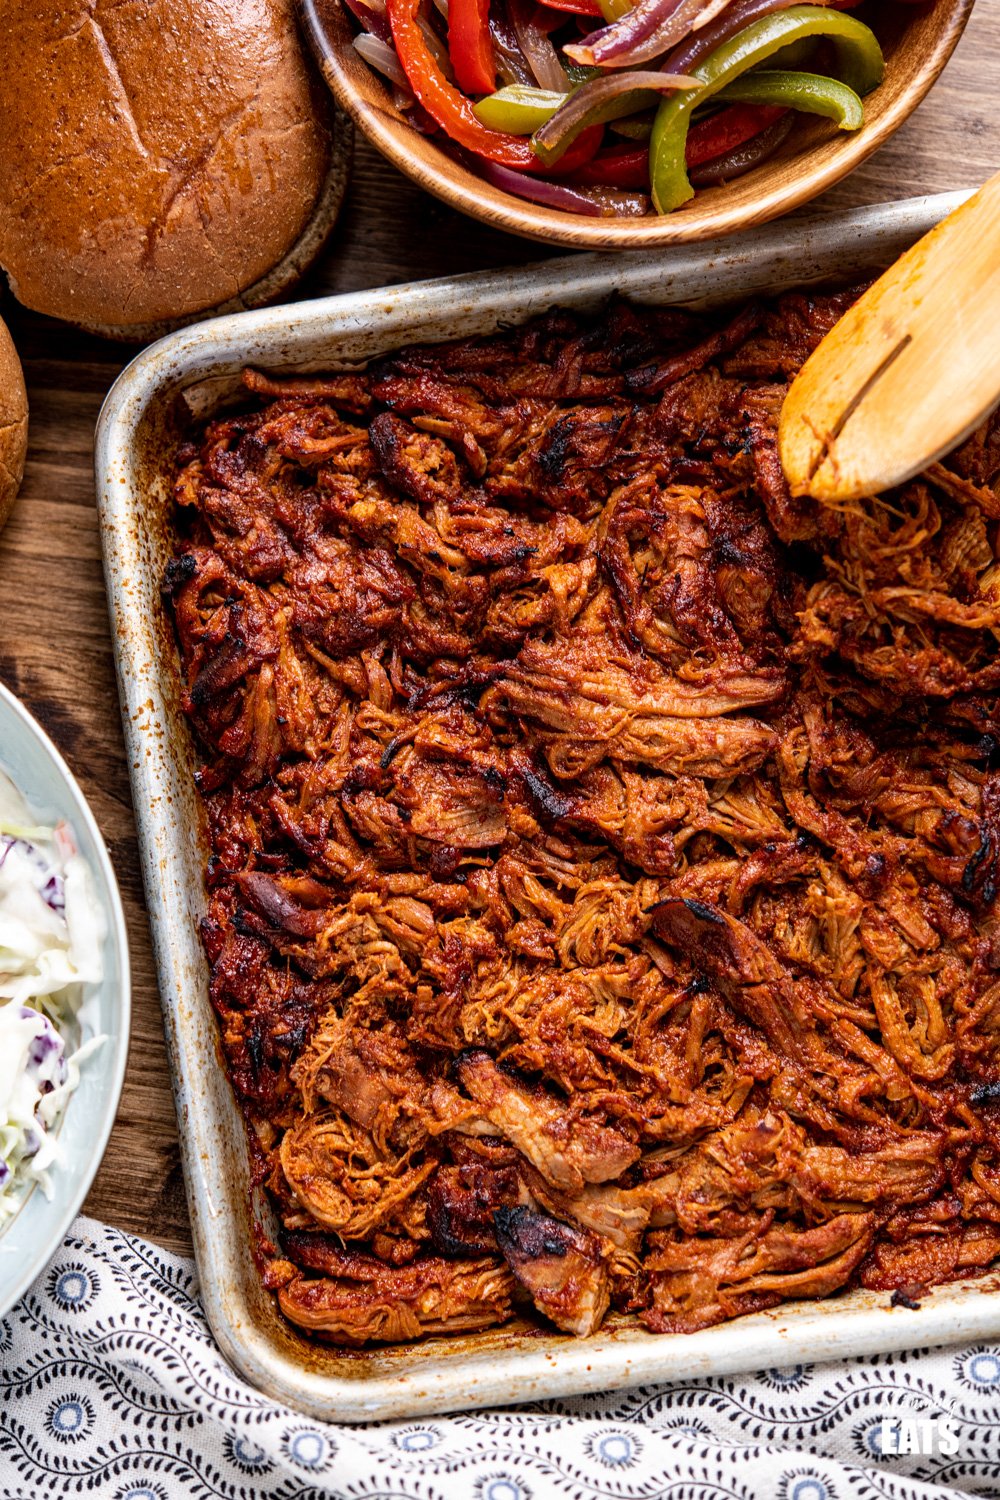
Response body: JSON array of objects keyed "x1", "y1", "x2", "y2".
[{"x1": 1, "y1": 1218, "x2": 999, "y2": 1500}]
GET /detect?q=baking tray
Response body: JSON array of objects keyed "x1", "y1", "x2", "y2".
[{"x1": 95, "y1": 189, "x2": 1000, "y2": 1423}]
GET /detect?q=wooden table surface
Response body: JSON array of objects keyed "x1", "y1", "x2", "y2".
[{"x1": 0, "y1": 4, "x2": 996, "y2": 1260}]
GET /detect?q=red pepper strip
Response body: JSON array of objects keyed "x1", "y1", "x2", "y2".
[
  {"x1": 568, "y1": 144, "x2": 649, "y2": 188},
  {"x1": 536, "y1": 0, "x2": 603, "y2": 14},
  {"x1": 566, "y1": 102, "x2": 786, "y2": 188},
  {"x1": 546, "y1": 123, "x2": 606, "y2": 173},
  {"x1": 685, "y1": 101, "x2": 785, "y2": 168},
  {"x1": 448, "y1": 0, "x2": 498, "y2": 95},
  {"x1": 388, "y1": 0, "x2": 539, "y2": 164}
]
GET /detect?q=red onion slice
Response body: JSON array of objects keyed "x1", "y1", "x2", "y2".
[
  {"x1": 509, "y1": 0, "x2": 570, "y2": 91},
  {"x1": 491, "y1": 0, "x2": 538, "y2": 85},
  {"x1": 532, "y1": 69, "x2": 696, "y2": 162},
  {"x1": 397, "y1": 91, "x2": 440, "y2": 131},
  {"x1": 690, "y1": 0, "x2": 737, "y2": 28},
  {"x1": 417, "y1": 10, "x2": 457, "y2": 79},
  {"x1": 661, "y1": 0, "x2": 804, "y2": 72},
  {"x1": 343, "y1": 0, "x2": 394, "y2": 45},
  {"x1": 480, "y1": 157, "x2": 650, "y2": 214},
  {"x1": 565, "y1": 0, "x2": 707, "y2": 68},
  {"x1": 354, "y1": 31, "x2": 409, "y2": 86}
]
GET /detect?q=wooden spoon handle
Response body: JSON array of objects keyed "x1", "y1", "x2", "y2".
[{"x1": 779, "y1": 171, "x2": 1000, "y2": 504}]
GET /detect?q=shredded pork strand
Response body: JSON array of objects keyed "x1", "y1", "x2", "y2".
[{"x1": 166, "y1": 290, "x2": 1000, "y2": 1346}]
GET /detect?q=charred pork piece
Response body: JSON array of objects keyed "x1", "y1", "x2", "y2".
[
  {"x1": 627, "y1": 302, "x2": 764, "y2": 396},
  {"x1": 521, "y1": 1167, "x2": 649, "y2": 1258},
  {"x1": 235, "y1": 872, "x2": 331, "y2": 937},
  {"x1": 427, "y1": 1162, "x2": 519, "y2": 1256},
  {"x1": 394, "y1": 758, "x2": 506, "y2": 849},
  {"x1": 493, "y1": 1205, "x2": 610, "y2": 1337},
  {"x1": 369, "y1": 411, "x2": 463, "y2": 505},
  {"x1": 860, "y1": 1213, "x2": 1000, "y2": 1292},
  {"x1": 720, "y1": 289, "x2": 860, "y2": 382},
  {"x1": 279, "y1": 1242, "x2": 515, "y2": 1345},
  {"x1": 637, "y1": 1114, "x2": 945, "y2": 1236},
  {"x1": 455, "y1": 1051, "x2": 639, "y2": 1192},
  {"x1": 650, "y1": 899, "x2": 837, "y2": 1069}
]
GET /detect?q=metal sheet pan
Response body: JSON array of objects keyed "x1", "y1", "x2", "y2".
[{"x1": 95, "y1": 190, "x2": 1000, "y2": 1423}]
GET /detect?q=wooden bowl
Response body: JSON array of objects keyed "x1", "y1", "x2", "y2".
[{"x1": 299, "y1": 0, "x2": 974, "y2": 250}]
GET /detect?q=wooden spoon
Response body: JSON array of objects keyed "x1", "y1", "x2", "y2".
[{"x1": 779, "y1": 172, "x2": 1000, "y2": 504}]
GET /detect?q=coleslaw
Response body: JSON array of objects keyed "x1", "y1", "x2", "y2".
[{"x1": 0, "y1": 767, "x2": 105, "y2": 1222}]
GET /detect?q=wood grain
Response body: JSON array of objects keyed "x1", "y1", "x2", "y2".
[{"x1": 0, "y1": 0, "x2": 996, "y2": 1260}]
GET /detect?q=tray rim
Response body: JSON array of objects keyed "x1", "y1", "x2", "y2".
[{"x1": 95, "y1": 188, "x2": 1000, "y2": 1424}]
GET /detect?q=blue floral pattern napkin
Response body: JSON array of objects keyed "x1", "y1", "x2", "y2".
[{"x1": 1, "y1": 1216, "x2": 999, "y2": 1499}]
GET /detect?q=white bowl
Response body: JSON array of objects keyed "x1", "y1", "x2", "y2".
[{"x1": 0, "y1": 679, "x2": 130, "y2": 1317}]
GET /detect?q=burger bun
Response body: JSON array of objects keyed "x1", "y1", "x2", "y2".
[
  {"x1": 0, "y1": 1, "x2": 349, "y2": 338},
  {"x1": 0, "y1": 316, "x2": 27, "y2": 534}
]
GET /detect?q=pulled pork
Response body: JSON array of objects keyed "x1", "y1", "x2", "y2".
[{"x1": 166, "y1": 290, "x2": 1000, "y2": 1346}]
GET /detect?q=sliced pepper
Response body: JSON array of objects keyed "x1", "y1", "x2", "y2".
[
  {"x1": 763, "y1": 35, "x2": 822, "y2": 71},
  {"x1": 472, "y1": 88, "x2": 609, "y2": 175},
  {"x1": 567, "y1": 143, "x2": 649, "y2": 188},
  {"x1": 547, "y1": 122, "x2": 607, "y2": 173},
  {"x1": 563, "y1": 62, "x2": 603, "y2": 83},
  {"x1": 474, "y1": 84, "x2": 567, "y2": 134},
  {"x1": 387, "y1": 0, "x2": 539, "y2": 164},
  {"x1": 475, "y1": 76, "x2": 686, "y2": 153},
  {"x1": 648, "y1": 5, "x2": 884, "y2": 214},
  {"x1": 609, "y1": 115, "x2": 654, "y2": 141},
  {"x1": 615, "y1": 101, "x2": 785, "y2": 149},
  {"x1": 567, "y1": 101, "x2": 786, "y2": 187},
  {"x1": 533, "y1": 70, "x2": 697, "y2": 165},
  {"x1": 448, "y1": 0, "x2": 497, "y2": 95},
  {"x1": 686, "y1": 101, "x2": 787, "y2": 166},
  {"x1": 715, "y1": 69, "x2": 864, "y2": 131}
]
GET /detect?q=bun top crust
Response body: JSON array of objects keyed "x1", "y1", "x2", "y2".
[
  {"x1": 0, "y1": 316, "x2": 27, "y2": 534},
  {"x1": 0, "y1": 1, "x2": 332, "y2": 330}
]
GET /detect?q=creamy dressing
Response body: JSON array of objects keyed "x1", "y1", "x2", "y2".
[{"x1": 0, "y1": 769, "x2": 105, "y2": 1220}]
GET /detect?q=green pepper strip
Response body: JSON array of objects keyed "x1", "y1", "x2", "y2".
[
  {"x1": 474, "y1": 85, "x2": 567, "y2": 134},
  {"x1": 611, "y1": 115, "x2": 653, "y2": 141},
  {"x1": 648, "y1": 5, "x2": 884, "y2": 215},
  {"x1": 472, "y1": 68, "x2": 601, "y2": 134},
  {"x1": 474, "y1": 80, "x2": 664, "y2": 139},
  {"x1": 715, "y1": 70, "x2": 864, "y2": 132}
]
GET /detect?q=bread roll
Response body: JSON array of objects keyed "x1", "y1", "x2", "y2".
[
  {"x1": 0, "y1": 1, "x2": 342, "y2": 334},
  {"x1": 0, "y1": 316, "x2": 27, "y2": 533}
]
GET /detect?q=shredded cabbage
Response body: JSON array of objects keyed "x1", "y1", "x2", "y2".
[{"x1": 0, "y1": 768, "x2": 105, "y2": 1222}]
